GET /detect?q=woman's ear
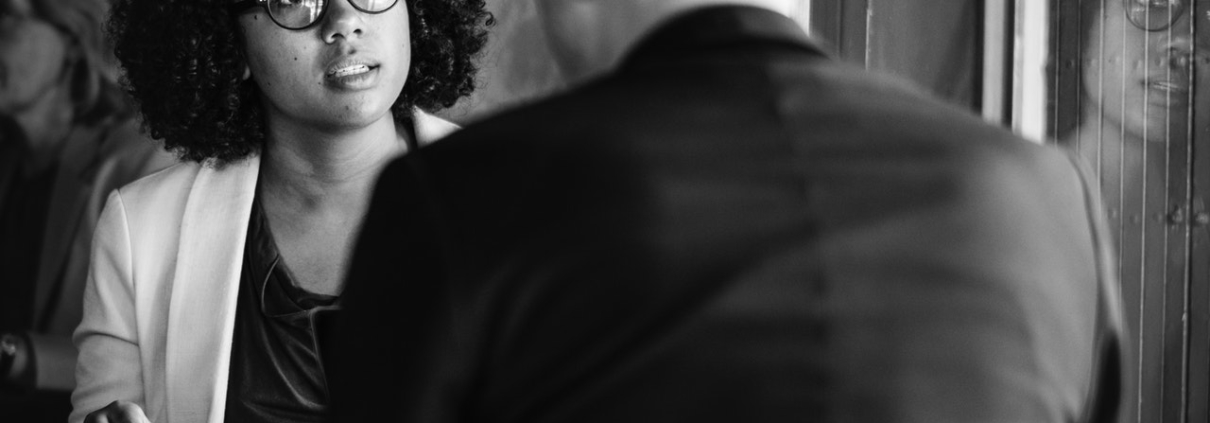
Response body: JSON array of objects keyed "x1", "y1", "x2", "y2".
[{"x1": 243, "y1": 65, "x2": 252, "y2": 81}]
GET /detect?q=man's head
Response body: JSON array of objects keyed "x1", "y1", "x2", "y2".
[{"x1": 534, "y1": 0, "x2": 799, "y2": 85}]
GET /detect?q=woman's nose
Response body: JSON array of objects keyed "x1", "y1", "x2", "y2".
[
  {"x1": 1144, "y1": 30, "x2": 1197, "y2": 69},
  {"x1": 322, "y1": 0, "x2": 366, "y2": 43},
  {"x1": 1164, "y1": 32, "x2": 1194, "y2": 52}
]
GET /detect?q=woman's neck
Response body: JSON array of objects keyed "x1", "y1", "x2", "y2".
[
  {"x1": 258, "y1": 113, "x2": 408, "y2": 214},
  {"x1": 1069, "y1": 111, "x2": 1146, "y2": 172},
  {"x1": 1068, "y1": 112, "x2": 1171, "y2": 205},
  {"x1": 255, "y1": 111, "x2": 412, "y2": 295}
]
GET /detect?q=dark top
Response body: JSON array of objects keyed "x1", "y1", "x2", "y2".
[
  {"x1": 332, "y1": 6, "x2": 1125, "y2": 423},
  {"x1": 0, "y1": 138, "x2": 57, "y2": 333},
  {"x1": 225, "y1": 195, "x2": 340, "y2": 423}
]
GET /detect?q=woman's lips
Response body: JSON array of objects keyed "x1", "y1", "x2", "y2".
[
  {"x1": 329, "y1": 64, "x2": 372, "y2": 78},
  {"x1": 1147, "y1": 79, "x2": 1188, "y2": 93},
  {"x1": 1144, "y1": 76, "x2": 1191, "y2": 107},
  {"x1": 325, "y1": 64, "x2": 380, "y2": 90}
]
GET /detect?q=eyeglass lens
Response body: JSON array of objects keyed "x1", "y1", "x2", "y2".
[
  {"x1": 268, "y1": 0, "x2": 324, "y2": 29},
  {"x1": 1125, "y1": 0, "x2": 1187, "y2": 31},
  {"x1": 268, "y1": 0, "x2": 398, "y2": 30}
]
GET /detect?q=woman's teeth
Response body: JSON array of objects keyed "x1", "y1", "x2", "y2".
[
  {"x1": 1149, "y1": 80, "x2": 1186, "y2": 92},
  {"x1": 330, "y1": 65, "x2": 371, "y2": 78}
]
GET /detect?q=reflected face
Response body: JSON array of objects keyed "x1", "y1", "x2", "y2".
[
  {"x1": 1084, "y1": 0, "x2": 1210, "y2": 143},
  {"x1": 0, "y1": 0, "x2": 69, "y2": 114},
  {"x1": 238, "y1": 0, "x2": 410, "y2": 132}
]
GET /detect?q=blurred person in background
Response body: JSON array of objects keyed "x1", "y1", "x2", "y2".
[
  {"x1": 331, "y1": 0, "x2": 1125, "y2": 422},
  {"x1": 1053, "y1": 2, "x2": 1210, "y2": 419},
  {"x1": 1063, "y1": 0, "x2": 1210, "y2": 171},
  {"x1": 71, "y1": 0, "x2": 491, "y2": 422},
  {"x1": 0, "y1": 0, "x2": 172, "y2": 420}
]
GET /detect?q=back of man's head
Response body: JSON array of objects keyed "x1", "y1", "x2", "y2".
[{"x1": 535, "y1": 0, "x2": 799, "y2": 85}]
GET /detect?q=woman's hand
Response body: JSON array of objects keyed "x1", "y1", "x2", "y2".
[{"x1": 84, "y1": 400, "x2": 151, "y2": 423}]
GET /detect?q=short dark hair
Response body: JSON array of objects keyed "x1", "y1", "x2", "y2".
[{"x1": 108, "y1": 0, "x2": 493, "y2": 164}]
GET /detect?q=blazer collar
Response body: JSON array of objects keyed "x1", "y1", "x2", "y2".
[
  {"x1": 414, "y1": 109, "x2": 461, "y2": 147},
  {"x1": 165, "y1": 109, "x2": 458, "y2": 423},
  {"x1": 621, "y1": 5, "x2": 827, "y2": 70}
]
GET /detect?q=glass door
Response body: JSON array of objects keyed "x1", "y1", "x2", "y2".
[{"x1": 1048, "y1": 1, "x2": 1208, "y2": 422}]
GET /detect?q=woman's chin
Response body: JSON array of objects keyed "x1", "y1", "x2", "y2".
[
  {"x1": 1134, "y1": 116, "x2": 1192, "y2": 144},
  {"x1": 310, "y1": 103, "x2": 397, "y2": 130}
]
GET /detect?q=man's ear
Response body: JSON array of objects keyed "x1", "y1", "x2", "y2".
[{"x1": 243, "y1": 65, "x2": 252, "y2": 81}]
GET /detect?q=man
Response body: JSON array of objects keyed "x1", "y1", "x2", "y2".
[{"x1": 330, "y1": 0, "x2": 1125, "y2": 421}]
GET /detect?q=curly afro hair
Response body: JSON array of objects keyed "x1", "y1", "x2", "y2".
[{"x1": 108, "y1": 0, "x2": 492, "y2": 164}]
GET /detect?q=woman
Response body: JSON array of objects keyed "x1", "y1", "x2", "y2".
[
  {"x1": 0, "y1": 0, "x2": 170, "y2": 415},
  {"x1": 1055, "y1": 2, "x2": 1208, "y2": 421},
  {"x1": 71, "y1": 0, "x2": 490, "y2": 422},
  {"x1": 1062, "y1": 0, "x2": 1210, "y2": 168}
]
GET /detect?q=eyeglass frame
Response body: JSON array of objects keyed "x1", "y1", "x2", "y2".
[{"x1": 227, "y1": 0, "x2": 400, "y2": 31}]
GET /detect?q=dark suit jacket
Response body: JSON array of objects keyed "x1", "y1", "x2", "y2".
[{"x1": 330, "y1": 6, "x2": 1125, "y2": 423}]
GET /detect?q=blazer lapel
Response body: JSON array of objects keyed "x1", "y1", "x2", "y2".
[
  {"x1": 414, "y1": 109, "x2": 460, "y2": 147},
  {"x1": 166, "y1": 156, "x2": 259, "y2": 423}
]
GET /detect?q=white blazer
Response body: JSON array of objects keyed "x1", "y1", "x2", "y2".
[{"x1": 70, "y1": 111, "x2": 459, "y2": 423}]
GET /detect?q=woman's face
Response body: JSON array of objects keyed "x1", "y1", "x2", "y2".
[
  {"x1": 0, "y1": 0, "x2": 69, "y2": 115},
  {"x1": 239, "y1": 0, "x2": 410, "y2": 132},
  {"x1": 1084, "y1": 0, "x2": 1210, "y2": 143}
]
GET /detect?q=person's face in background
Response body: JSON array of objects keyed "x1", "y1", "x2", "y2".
[
  {"x1": 0, "y1": 0, "x2": 69, "y2": 116},
  {"x1": 238, "y1": 0, "x2": 411, "y2": 132},
  {"x1": 1084, "y1": 0, "x2": 1210, "y2": 144}
]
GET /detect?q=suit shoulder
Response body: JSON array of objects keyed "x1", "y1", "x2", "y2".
[
  {"x1": 431, "y1": 82, "x2": 608, "y2": 153},
  {"x1": 959, "y1": 135, "x2": 1083, "y2": 190}
]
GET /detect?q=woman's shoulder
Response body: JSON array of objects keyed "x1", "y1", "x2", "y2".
[
  {"x1": 111, "y1": 156, "x2": 259, "y2": 218},
  {"x1": 113, "y1": 161, "x2": 204, "y2": 207}
]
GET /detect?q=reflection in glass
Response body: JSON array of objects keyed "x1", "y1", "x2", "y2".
[
  {"x1": 1051, "y1": 1, "x2": 1210, "y2": 422},
  {"x1": 1063, "y1": 0, "x2": 1207, "y2": 154}
]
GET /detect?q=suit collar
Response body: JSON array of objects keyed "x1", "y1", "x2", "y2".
[{"x1": 621, "y1": 5, "x2": 827, "y2": 70}]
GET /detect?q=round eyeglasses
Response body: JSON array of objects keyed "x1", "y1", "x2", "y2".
[
  {"x1": 229, "y1": 0, "x2": 399, "y2": 30},
  {"x1": 1124, "y1": 0, "x2": 1191, "y2": 31}
]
